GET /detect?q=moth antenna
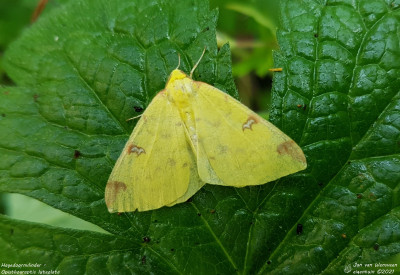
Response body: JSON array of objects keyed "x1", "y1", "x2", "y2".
[
  {"x1": 126, "y1": 114, "x2": 142, "y2": 122},
  {"x1": 175, "y1": 53, "x2": 181, "y2": 70},
  {"x1": 190, "y1": 47, "x2": 206, "y2": 78}
]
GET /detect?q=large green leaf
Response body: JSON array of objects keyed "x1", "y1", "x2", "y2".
[{"x1": 0, "y1": 0, "x2": 399, "y2": 274}]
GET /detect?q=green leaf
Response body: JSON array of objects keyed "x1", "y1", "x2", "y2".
[{"x1": 0, "y1": 0, "x2": 399, "y2": 274}]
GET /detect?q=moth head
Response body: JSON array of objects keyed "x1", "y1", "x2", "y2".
[{"x1": 166, "y1": 69, "x2": 188, "y2": 87}]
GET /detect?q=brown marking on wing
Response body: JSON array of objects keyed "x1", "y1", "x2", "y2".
[
  {"x1": 167, "y1": 158, "x2": 177, "y2": 166},
  {"x1": 277, "y1": 140, "x2": 306, "y2": 163},
  {"x1": 242, "y1": 115, "x2": 259, "y2": 131},
  {"x1": 105, "y1": 181, "x2": 127, "y2": 207},
  {"x1": 127, "y1": 144, "x2": 146, "y2": 156}
]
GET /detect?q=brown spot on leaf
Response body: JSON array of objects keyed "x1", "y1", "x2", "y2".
[
  {"x1": 277, "y1": 140, "x2": 306, "y2": 163},
  {"x1": 296, "y1": 224, "x2": 303, "y2": 235},
  {"x1": 4, "y1": 91, "x2": 9, "y2": 95},
  {"x1": 134, "y1": 106, "x2": 144, "y2": 112},
  {"x1": 341, "y1": 233, "x2": 347, "y2": 239},
  {"x1": 141, "y1": 255, "x2": 146, "y2": 265},
  {"x1": 242, "y1": 115, "x2": 259, "y2": 131},
  {"x1": 33, "y1": 94, "x2": 39, "y2": 102},
  {"x1": 182, "y1": 162, "x2": 188, "y2": 168},
  {"x1": 127, "y1": 144, "x2": 146, "y2": 156},
  {"x1": 74, "y1": 150, "x2": 81, "y2": 159},
  {"x1": 373, "y1": 243, "x2": 380, "y2": 251},
  {"x1": 143, "y1": 236, "x2": 151, "y2": 243},
  {"x1": 210, "y1": 209, "x2": 216, "y2": 214}
]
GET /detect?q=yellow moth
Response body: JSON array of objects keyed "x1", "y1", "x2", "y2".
[{"x1": 105, "y1": 51, "x2": 307, "y2": 213}]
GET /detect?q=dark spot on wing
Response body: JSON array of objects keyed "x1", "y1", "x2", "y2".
[
  {"x1": 242, "y1": 115, "x2": 259, "y2": 131},
  {"x1": 277, "y1": 140, "x2": 306, "y2": 163},
  {"x1": 105, "y1": 181, "x2": 127, "y2": 208},
  {"x1": 168, "y1": 158, "x2": 176, "y2": 166}
]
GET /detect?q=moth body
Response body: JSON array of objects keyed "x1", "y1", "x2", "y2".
[{"x1": 105, "y1": 68, "x2": 307, "y2": 212}]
